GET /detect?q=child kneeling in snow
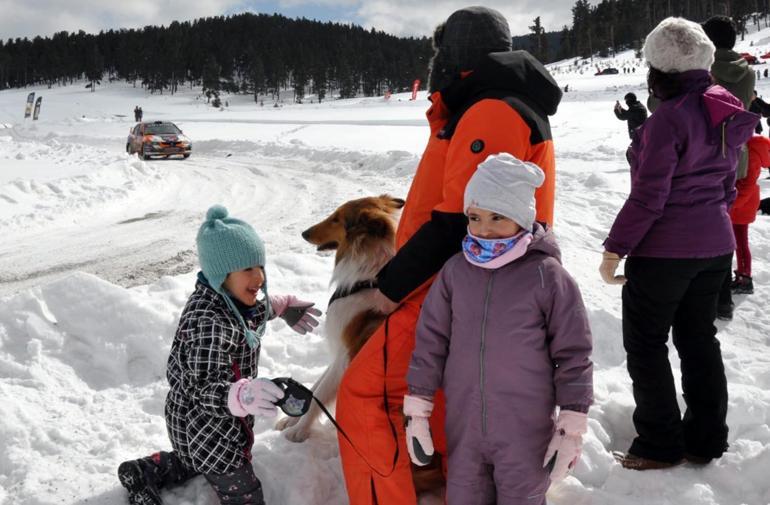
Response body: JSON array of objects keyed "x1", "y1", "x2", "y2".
[
  {"x1": 117, "y1": 205, "x2": 321, "y2": 505},
  {"x1": 404, "y1": 154, "x2": 594, "y2": 504}
]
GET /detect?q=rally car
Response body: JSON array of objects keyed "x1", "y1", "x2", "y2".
[{"x1": 126, "y1": 121, "x2": 192, "y2": 160}]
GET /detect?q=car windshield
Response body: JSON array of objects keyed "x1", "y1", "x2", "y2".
[{"x1": 145, "y1": 123, "x2": 181, "y2": 135}]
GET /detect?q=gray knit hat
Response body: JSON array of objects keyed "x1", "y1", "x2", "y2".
[
  {"x1": 464, "y1": 153, "x2": 545, "y2": 231},
  {"x1": 428, "y1": 6, "x2": 512, "y2": 92}
]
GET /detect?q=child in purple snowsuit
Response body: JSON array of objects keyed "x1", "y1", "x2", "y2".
[{"x1": 403, "y1": 153, "x2": 594, "y2": 505}]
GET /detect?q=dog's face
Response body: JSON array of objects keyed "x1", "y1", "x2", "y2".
[{"x1": 302, "y1": 195, "x2": 405, "y2": 263}]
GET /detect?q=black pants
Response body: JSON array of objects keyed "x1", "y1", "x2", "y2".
[
  {"x1": 622, "y1": 255, "x2": 730, "y2": 462},
  {"x1": 717, "y1": 252, "x2": 734, "y2": 307},
  {"x1": 134, "y1": 451, "x2": 265, "y2": 504}
]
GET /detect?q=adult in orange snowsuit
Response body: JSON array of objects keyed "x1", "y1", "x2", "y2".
[{"x1": 335, "y1": 7, "x2": 563, "y2": 504}]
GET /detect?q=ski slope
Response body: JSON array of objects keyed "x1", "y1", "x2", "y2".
[{"x1": 1, "y1": 22, "x2": 770, "y2": 505}]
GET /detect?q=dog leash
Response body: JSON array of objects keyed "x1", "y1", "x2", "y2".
[{"x1": 273, "y1": 317, "x2": 401, "y2": 478}]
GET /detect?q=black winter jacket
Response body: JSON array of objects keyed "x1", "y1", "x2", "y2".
[{"x1": 614, "y1": 100, "x2": 648, "y2": 138}]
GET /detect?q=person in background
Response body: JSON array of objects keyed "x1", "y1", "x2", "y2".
[
  {"x1": 702, "y1": 15, "x2": 756, "y2": 320},
  {"x1": 614, "y1": 92, "x2": 648, "y2": 139},
  {"x1": 729, "y1": 135, "x2": 769, "y2": 295},
  {"x1": 601, "y1": 17, "x2": 757, "y2": 471}
]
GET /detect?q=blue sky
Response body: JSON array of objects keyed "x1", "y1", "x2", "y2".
[{"x1": 0, "y1": 0, "x2": 576, "y2": 41}]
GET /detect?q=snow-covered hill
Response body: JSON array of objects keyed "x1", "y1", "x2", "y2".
[{"x1": 2, "y1": 22, "x2": 770, "y2": 505}]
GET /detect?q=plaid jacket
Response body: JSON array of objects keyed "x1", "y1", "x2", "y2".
[{"x1": 164, "y1": 280, "x2": 268, "y2": 474}]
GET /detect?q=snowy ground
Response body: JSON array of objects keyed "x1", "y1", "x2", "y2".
[{"x1": 2, "y1": 25, "x2": 770, "y2": 505}]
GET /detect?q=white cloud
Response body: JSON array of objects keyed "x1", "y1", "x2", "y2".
[
  {"x1": 0, "y1": 0, "x2": 241, "y2": 39},
  {"x1": 355, "y1": 0, "x2": 575, "y2": 38},
  {"x1": 0, "y1": 0, "x2": 574, "y2": 40}
]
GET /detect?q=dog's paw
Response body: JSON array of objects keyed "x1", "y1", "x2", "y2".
[
  {"x1": 283, "y1": 424, "x2": 311, "y2": 443},
  {"x1": 274, "y1": 416, "x2": 300, "y2": 431}
]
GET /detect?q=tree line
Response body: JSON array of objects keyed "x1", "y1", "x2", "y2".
[
  {"x1": 0, "y1": 12, "x2": 433, "y2": 103},
  {"x1": 522, "y1": 0, "x2": 770, "y2": 63}
]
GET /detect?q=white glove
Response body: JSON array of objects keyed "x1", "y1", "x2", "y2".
[
  {"x1": 599, "y1": 251, "x2": 626, "y2": 285},
  {"x1": 543, "y1": 410, "x2": 588, "y2": 482},
  {"x1": 403, "y1": 395, "x2": 435, "y2": 466},
  {"x1": 227, "y1": 378, "x2": 285, "y2": 418}
]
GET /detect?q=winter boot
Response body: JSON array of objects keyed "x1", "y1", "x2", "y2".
[
  {"x1": 118, "y1": 459, "x2": 162, "y2": 505},
  {"x1": 732, "y1": 275, "x2": 754, "y2": 295},
  {"x1": 118, "y1": 452, "x2": 196, "y2": 505}
]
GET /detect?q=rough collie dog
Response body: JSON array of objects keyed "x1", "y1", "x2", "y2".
[
  {"x1": 277, "y1": 194, "x2": 445, "y2": 496},
  {"x1": 275, "y1": 194, "x2": 404, "y2": 442}
]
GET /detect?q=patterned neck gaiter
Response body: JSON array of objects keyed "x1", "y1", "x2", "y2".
[{"x1": 462, "y1": 230, "x2": 522, "y2": 263}]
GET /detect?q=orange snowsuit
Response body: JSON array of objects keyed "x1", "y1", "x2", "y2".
[{"x1": 336, "y1": 51, "x2": 562, "y2": 504}]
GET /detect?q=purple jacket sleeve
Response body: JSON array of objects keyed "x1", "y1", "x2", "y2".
[
  {"x1": 407, "y1": 264, "x2": 453, "y2": 397},
  {"x1": 604, "y1": 113, "x2": 679, "y2": 257},
  {"x1": 540, "y1": 260, "x2": 594, "y2": 410}
]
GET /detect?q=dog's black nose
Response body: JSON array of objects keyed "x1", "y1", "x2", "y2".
[{"x1": 301, "y1": 229, "x2": 310, "y2": 240}]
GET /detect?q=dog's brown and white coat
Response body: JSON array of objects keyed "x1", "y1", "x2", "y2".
[{"x1": 276, "y1": 195, "x2": 404, "y2": 442}]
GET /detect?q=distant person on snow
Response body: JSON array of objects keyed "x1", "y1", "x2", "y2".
[
  {"x1": 702, "y1": 15, "x2": 756, "y2": 321},
  {"x1": 614, "y1": 92, "x2": 648, "y2": 139},
  {"x1": 601, "y1": 17, "x2": 757, "y2": 471},
  {"x1": 749, "y1": 90, "x2": 770, "y2": 134},
  {"x1": 728, "y1": 135, "x2": 769, "y2": 295},
  {"x1": 405, "y1": 154, "x2": 593, "y2": 504},
  {"x1": 117, "y1": 205, "x2": 321, "y2": 505},
  {"x1": 137, "y1": 106, "x2": 143, "y2": 122},
  {"x1": 133, "y1": 106, "x2": 140, "y2": 122}
]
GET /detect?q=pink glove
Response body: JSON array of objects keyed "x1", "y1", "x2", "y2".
[
  {"x1": 227, "y1": 378, "x2": 285, "y2": 418},
  {"x1": 403, "y1": 395, "x2": 434, "y2": 466},
  {"x1": 269, "y1": 294, "x2": 322, "y2": 334},
  {"x1": 543, "y1": 410, "x2": 588, "y2": 482}
]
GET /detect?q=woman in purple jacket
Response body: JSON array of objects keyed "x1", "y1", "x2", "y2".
[
  {"x1": 403, "y1": 153, "x2": 593, "y2": 505},
  {"x1": 600, "y1": 18, "x2": 758, "y2": 470}
]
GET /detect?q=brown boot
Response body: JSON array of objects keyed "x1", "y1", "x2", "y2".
[
  {"x1": 684, "y1": 453, "x2": 713, "y2": 466},
  {"x1": 613, "y1": 451, "x2": 684, "y2": 470}
]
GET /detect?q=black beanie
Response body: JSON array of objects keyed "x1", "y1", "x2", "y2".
[
  {"x1": 702, "y1": 16, "x2": 737, "y2": 50},
  {"x1": 428, "y1": 6, "x2": 512, "y2": 92}
]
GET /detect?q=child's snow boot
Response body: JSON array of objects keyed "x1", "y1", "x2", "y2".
[
  {"x1": 118, "y1": 451, "x2": 196, "y2": 505},
  {"x1": 118, "y1": 459, "x2": 162, "y2": 505},
  {"x1": 732, "y1": 275, "x2": 754, "y2": 295}
]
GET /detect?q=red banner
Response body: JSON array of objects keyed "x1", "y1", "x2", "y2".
[{"x1": 410, "y1": 79, "x2": 420, "y2": 101}]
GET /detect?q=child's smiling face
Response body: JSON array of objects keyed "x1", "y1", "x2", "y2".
[
  {"x1": 223, "y1": 266, "x2": 265, "y2": 306},
  {"x1": 467, "y1": 207, "x2": 521, "y2": 239}
]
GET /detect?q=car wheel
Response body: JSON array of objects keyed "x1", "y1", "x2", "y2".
[
  {"x1": 183, "y1": 154, "x2": 190, "y2": 159},
  {"x1": 142, "y1": 153, "x2": 151, "y2": 160}
]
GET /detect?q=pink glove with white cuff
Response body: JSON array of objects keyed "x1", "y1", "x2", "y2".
[
  {"x1": 543, "y1": 410, "x2": 588, "y2": 482},
  {"x1": 403, "y1": 394, "x2": 435, "y2": 466},
  {"x1": 269, "y1": 294, "x2": 322, "y2": 334},
  {"x1": 227, "y1": 378, "x2": 285, "y2": 418}
]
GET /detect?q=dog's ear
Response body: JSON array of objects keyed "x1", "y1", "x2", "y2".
[
  {"x1": 379, "y1": 194, "x2": 405, "y2": 209},
  {"x1": 345, "y1": 209, "x2": 389, "y2": 238}
]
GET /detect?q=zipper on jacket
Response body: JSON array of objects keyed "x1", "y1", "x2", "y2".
[{"x1": 480, "y1": 271, "x2": 495, "y2": 435}]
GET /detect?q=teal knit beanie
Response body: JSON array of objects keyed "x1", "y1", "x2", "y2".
[{"x1": 196, "y1": 204, "x2": 269, "y2": 348}]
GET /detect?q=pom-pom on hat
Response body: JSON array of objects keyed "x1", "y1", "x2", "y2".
[
  {"x1": 464, "y1": 153, "x2": 545, "y2": 231},
  {"x1": 643, "y1": 17, "x2": 715, "y2": 73}
]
